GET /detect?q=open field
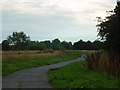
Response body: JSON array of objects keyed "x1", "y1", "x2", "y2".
[
  {"x1": 2, "y1": 50, "x2": 95, "y2": 61},
  {"x1": 48, "y1": 61, "x2": 120, "y2": 88},
  {"x1": 2, "y1": 50, "x2": 92, "y2": 76}
]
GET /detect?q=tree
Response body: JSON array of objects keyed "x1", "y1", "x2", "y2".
[
  {"x1": 85, "y1": 41, "x2": 94, "y2": 50},
  {"x1": 7, "y1": 31, "x2": 30, "y2": 50},
  {"x1": 96, "y1": 1, "x2": 120, "y2": 53},
  {"x1": 41, "y1": 41, "x2": 52, "y2": 50},
  {"x1": 61, "y1": 41, "x2": 73, "y2": 50},
  {"x1": 52, "y1": 39, "x2": 61, "y2": 50},
  {"x1": 73, "y1": 39, "x2": 103, "y2": 50},
  {"x1": 2, "y1": 40, "x2": 10, "y2": 51},
  {"x1": 73, "y1": 40, "x2": 87, "y2": 50},
  {"x1": 92, "y1": 40, "x2": 104, "y2": 50},
  {"x1": 28, "y1": 41, "x2": 46, "y2": 50}
]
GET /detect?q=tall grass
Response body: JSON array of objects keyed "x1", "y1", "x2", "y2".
[
  {"x1": 2, "y1": 50, "x2": 54, "y2": 61},
  {"x1": 85, "y1": 51, "x2": 120, "y2": 76},
  {"x1": 2, "y1": 50, "x2": 94, "y2": 62}
]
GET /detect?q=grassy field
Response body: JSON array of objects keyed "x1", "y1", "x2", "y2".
[
  {"x1": 48, "y1": 61, "x2": 120, "y2": 88},
  {"x1": 2, "y1": 50, "x2": 89, "y2": 76}
]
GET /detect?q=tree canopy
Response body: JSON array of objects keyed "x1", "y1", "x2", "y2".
[
  {"x1": 96, "y1": 1, "x2": 120, "y2": 53},
  {"x1": 7, "y1": 31, "x2": 30, "y2": 50},
  {"x1": 73, "y1": 39, "x2": 103, "y2": 50},
  {"x1": 2, "y1": 40, "x2": 10, "y2": 51}
]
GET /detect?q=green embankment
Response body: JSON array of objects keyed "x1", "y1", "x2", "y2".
[
  {"x1": 48, "y1": 61, "x2": 119, "y2": 88},
  {"x1": 3, "y1": 52, "x2": 86, "y2": 76}
]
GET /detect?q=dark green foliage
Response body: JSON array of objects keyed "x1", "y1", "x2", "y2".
[
  {"x1": 41, "y1": 41, "x2": 52, "y2": 50},
  {"x1": 96, "y1": 1, "x2": 120, "y2": 53},
  {"x1": 28, "y1": 41, "x2": 46, "y2": 50},
  {"x1": 61, "y1": 41, "x2": 73, "y2": 50},
  {"x1": 2, "y1": 40, "x2": 10, "y2": 51},
  {"x1": 73, "y1": 39, "x2": 103, "y2": 50},
  {"x1": 92, "y1": 40, "x2": 104, "y2": 50},
  {"x1": 52, "y1": 39, "x2": 61, "y2": 50},
  {"x1": 50, "y1": 39, "x2": 73, "y2": 50},
  {"x1": 7, "y1": 31, "x2": 30, "y2": 50}
]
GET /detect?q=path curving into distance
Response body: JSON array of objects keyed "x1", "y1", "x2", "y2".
[{"x1": 2, "y1": 54, "x2": 86, "y2": 88}]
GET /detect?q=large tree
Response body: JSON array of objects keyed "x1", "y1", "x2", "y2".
[
  {"x1": 7, "y1": 31, "x2": 30, "y2": 50},
  {"x1": 96, "y1": 1, "x2": 120, "y2": 53}
]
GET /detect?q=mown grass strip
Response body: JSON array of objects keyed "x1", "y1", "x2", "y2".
[
  {"x1": 48, "y1": 61, "x2": 120, "y2": 88},
  {"x1": 2, "y1": 52, "x2": 86, "y2": 76}
]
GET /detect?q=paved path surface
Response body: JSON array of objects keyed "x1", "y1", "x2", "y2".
[{"x1": 2, "y1": 54, "x2": 86, "y2": 88}]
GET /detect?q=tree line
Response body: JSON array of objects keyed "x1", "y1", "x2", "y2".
[{"x1": 2, "y1": 31, "x2": 103, "y2": 51}]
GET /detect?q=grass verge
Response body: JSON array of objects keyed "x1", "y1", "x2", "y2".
[
  {"x1": 2, "y1": 52, "x2": 87, "y2": 76},
  {"x1": 48, "y1": 61, "x2": 120, "y2": 88}
]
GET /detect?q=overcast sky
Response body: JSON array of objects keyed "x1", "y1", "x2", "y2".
[{"x1": 1, "y1": 0, "x2": 116, "y2": 43}]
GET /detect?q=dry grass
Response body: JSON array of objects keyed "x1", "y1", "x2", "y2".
[
  {"x1": 2, "y1": 50, "x2": 95, "y2": 62},
  {"x1": 85, "y1": 51, "x2": 120, "y2": 76},
  {"x1": 2, "y1": 50, "x2": 65, "y2": 62}
]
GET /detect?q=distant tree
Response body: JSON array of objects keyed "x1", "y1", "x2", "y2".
[
  {"x1": 52, "y1": 39, "x2": 61, "y2": 50},
  {"x1": 61, "y1": 41, "x2": 73, "y2": 50},
  {"x1": 68, "y1": 42, "x2": 73, "y2": 50},
  {"x1": 28, "y1": 41, "x2": 46, "y2": 50},
  {"x1": 73, "y1": 40, "x2": 85, "y2": 50},
  {"x1": 85, "y1": 41, "x2": 94, "y2": 50},
  {"x1": 41, "y1": 41, "x2": 52, "y2": 50},
  {"x1": 7, "y1": 31, "x2": 30, "y2": 50},
  {"x1": 2, "y1": 40, "x2": 10, "y2": 51},
  {"x1": 92, "y1": 40, "x2": 104, "y2": 50},
  {"x1": 73, "y1": 39, "x2": 103, "y2": 50},
  {"x1": 96, "y1": 1, "x2": 120, "y2": 53}
]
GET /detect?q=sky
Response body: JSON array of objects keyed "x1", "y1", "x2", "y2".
[{"x1": 1, "y1": 0, "x2": 116, "y2": 43}]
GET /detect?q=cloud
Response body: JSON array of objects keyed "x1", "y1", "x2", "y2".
[{"x1": 2, "y1": 0, "x2": 116, "y2": 25}]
